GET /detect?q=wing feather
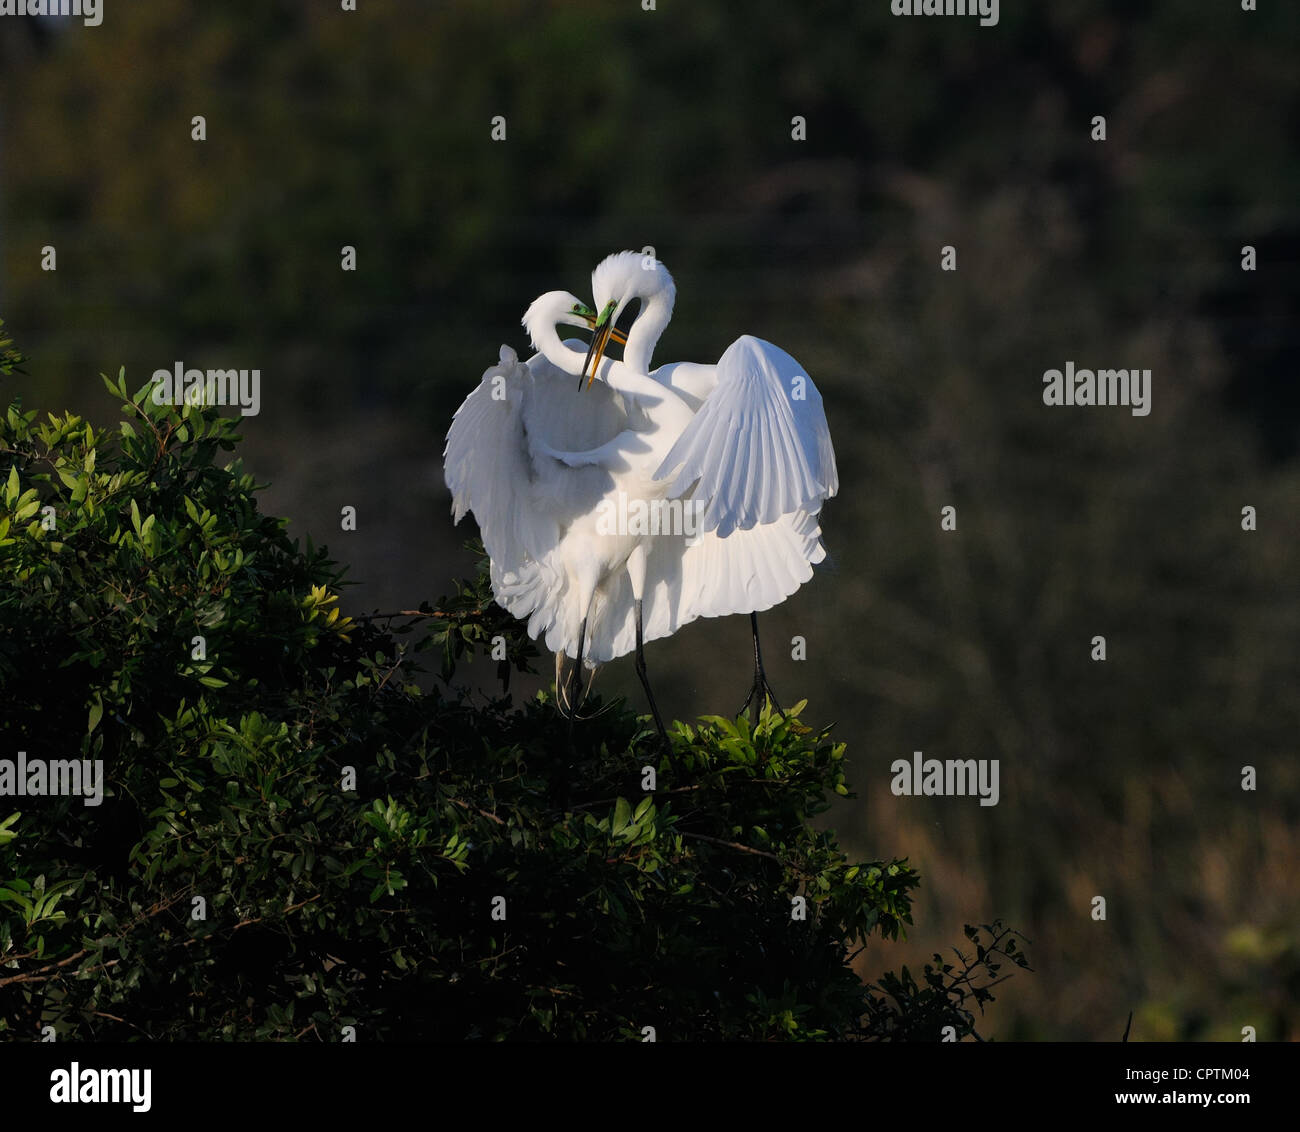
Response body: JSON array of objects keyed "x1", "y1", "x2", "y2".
[
  {"x1": 444, "y1": 341, "x2": 630, "y2": 578},
  {"x1": 656, "y1": 336, "x2": 837, "y2": 537}
]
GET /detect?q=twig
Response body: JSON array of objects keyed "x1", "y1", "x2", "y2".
[
  {"x1": 679, "y1": 830, "x2": 811, "y2": 874},
  {"x1": 451, "y1": 799, "x2": 506, "y2": 826},
  {"x1": 352, "y1": 609, "x2": 484, "y2": 623}
]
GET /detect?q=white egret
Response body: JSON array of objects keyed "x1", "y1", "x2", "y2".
[
  {"x1": 445, "y1": 291, "x2": 678, "y2": 728},
  {"x1": 443, "y1": 253, "x2": 836, "y2": 744}
]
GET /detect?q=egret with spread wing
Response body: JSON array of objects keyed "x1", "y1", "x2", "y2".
[
  {"x1": 444, "y1": 252, "x2": 836, "y2": 746},
  {"x1": 447, "y1": 289, "x2": 693, "y2": 736}
]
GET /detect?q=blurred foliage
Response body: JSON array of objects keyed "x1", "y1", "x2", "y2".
[
  {"x1": 5, "y1": 1, "x2": 1297, "y2": 430},
  {"x1": 0, "y1": 320, "x2": 26, "y2": 380},
  {"x1": 0, "y1": 376, "x2": 1027, "y2": 1040},
  {"x1": 0, "y1": 0, "x2": 1295, "y2": 1040}
]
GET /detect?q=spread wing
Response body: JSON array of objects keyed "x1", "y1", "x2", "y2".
[
  {"x1": 654, "y1": 335, "x2": 838, "y2": 538},
  {"x1": 443, "y1": 342, "x2": 628, "y2": 568}
]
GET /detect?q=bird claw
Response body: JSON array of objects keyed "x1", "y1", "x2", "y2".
[
  {"x1": 740, "y1": 675, "x2": 786, "y2": 727},
  {"x1": 555, "y1": 646, "x2": 598, "y2": 720}
]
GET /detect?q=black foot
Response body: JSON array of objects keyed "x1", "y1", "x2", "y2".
[
  {"x1": 556, "y1": 616, "x2": 594, "y2": 721},
  {"x1": 741, "y1": 611, "x2": 787, "y2": 727},
  {"x1": 557, "y1": 668, "x2": 603, "y2": 721},
  {"x1": 740, "y1": 672, "x2": 786, "y2": 727}
]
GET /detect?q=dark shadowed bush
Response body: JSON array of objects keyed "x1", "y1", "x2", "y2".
[{"x1": 0, "y1": 361, "x2": 1027, "y2": 1040}]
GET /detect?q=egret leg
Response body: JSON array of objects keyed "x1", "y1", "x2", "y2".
[
  {"x1": 623, "y1": 543, "x2": 675, "y2": 770},
  {"x1": 557, "y1": 615, "x2": 589, "y2": 813},
  {"x1": 634, "y1": 599, "x2": 670, "y2": 746},
  {"x1": 557, "y1": 618, "x2": 590, "y2": 721},
  {"x1": 740, "y1": 612, "x2": 786, "y2": 726},
  {"x1": 634, "y1": 600, "x2": 682, "y2": 777},
  {"x1": 565, "y1": 617, "x2": 588, "y2": 721}
]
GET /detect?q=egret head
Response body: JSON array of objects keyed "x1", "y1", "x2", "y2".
[
  {"x1": 522, "y1": 291, "x2": 595, "y2": 350},
  {"x1": 521, "y1": 290, "x2": 628, "y2": 377},
  {"x1": 582, "y1": 251, "x2": 676, "y2": 387}
]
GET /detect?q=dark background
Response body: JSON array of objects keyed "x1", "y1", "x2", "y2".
[{"x1": 1, "y1": 0, "x2": 1296, "y2": 1040}]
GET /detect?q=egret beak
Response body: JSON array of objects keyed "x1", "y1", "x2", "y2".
[
  {"x1": 569, "y1": 302, "x2": 627, "y2": 345},
  {"x1": 580, "y1": 300, "x2": 619, "y2": 391}
]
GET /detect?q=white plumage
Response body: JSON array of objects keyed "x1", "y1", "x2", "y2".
[
  {"x1": 443, "y1": 252, "x2": 838, "y2": 716},
  {"x1": 658, "y1": 334, "x2": 839, "y2": 537}
]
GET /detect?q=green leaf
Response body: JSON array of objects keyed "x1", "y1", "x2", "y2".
[{"x1": 612, "y1": 797, "x2": 632, "y2": 832}]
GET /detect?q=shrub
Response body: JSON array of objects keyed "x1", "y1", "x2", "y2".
[{"x1": 0, "y1": 362, "x2": 1027, "y2": 1040}]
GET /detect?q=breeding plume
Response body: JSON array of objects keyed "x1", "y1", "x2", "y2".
[{"x1": 444, "y1": 251, "x2": 837, "y2": 740}]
